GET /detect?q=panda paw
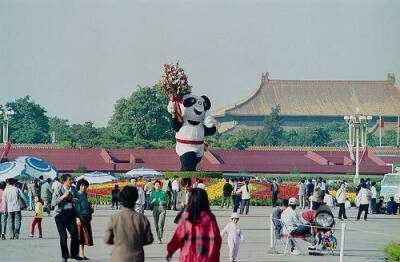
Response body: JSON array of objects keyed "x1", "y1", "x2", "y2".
[{"x1": 204, "y1": 115, "x2": 217, "y2": 128}]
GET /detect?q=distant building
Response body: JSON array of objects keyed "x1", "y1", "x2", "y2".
[{"x1": 212, "y1": 73, "x2": 400, "y2": 133}]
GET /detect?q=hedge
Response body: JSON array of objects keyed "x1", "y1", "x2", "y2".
[{"x1": 164, "y1": 171, "x2": 223, "y2": 179}]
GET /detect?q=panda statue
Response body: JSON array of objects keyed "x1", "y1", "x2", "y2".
[{"x1": 168, "y1": 94, "x2": 217, "y2": 171}]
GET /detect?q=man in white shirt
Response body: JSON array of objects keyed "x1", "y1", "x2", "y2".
[
  {"x1": 171, "y1": 176, "x2": 180, "y2": 210},
  {"x1": 323, "y1": 191, "x2": 334, "y2": 208},
  {"x1": 51, "y1": 177, "x2": 62, "y2": 192},
  {"x1": 2, "y1": 178, "x2": 23, "y2": 239},
  {"x1": 370, "y1": 181, "x2": 377, "y2": 214},
  {"x1": 281, "y1": 197, "x2": 310, "y2": 254},
  {"x1": 336, "y1": 182, "x2": 348, "y2": 220},
  {"x1": 130, "y1": 179, "x2": 146, "y2": 213},
  {"x1": 237, "y1": 180, "x2": 251, "y2": 215}
]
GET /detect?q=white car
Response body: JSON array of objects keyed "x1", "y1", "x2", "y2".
[{"x1": 380, "y1": 173, "x2": 400, "y2": 201}]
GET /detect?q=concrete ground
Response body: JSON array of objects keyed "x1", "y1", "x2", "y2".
[{"x1": 0, "y1": 206, "x2": 398, "y2": 262}]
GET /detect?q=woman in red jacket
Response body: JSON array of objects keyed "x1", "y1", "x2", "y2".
[{"x1": 166, "y1": 188, "x2": 222, "y2": 262}]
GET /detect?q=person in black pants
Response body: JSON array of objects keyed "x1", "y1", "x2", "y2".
[
  {"x1": 111, "y1": 185, "x2": 120, "y2": 210},
  {"x1": 336, "y1": 182, "x2": 348, "y2": 220},
  {"x1": 270, "y1": 178, "x2": 280, "y2": 207},
  {"x1": 52, "y1": 174, "x2": 81, "y2": 261}
]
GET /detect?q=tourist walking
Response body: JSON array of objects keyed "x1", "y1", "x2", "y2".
[
  {"x1": 323, "y1": 191, "x2": 334, "y2": 208},
  {"x1": 27, "y1": 179, "x2": 37, "y2": 211},
  {"x1": 130, "y1": 179, "x2": 146, "y2": 214},
  {"x1": 311, "y1": 182, "x2": 323, "y2": 211},
  {"x1": 162, "y1": 177, "x2": 173, "y2": 209},
  {"x1": 306, "y1": 179, "x2": 314, "y2": 209},
  {"x1": 104, "y1": 186, "x2": 153, "y2": 262},
  {"x1": 111, "y1": 185, "x2": 120, "y2": 210},
  {"x1": 75, "y1": 178, "x2": 94, "y2": 260},
  {"x1": 297, "y1": 179, "x2": 306, "y2": 209},
  {"x1": 174, "y1": 177, "x2": 192, "y2": 223},
  {"x1": 171, "y1": 176, "x2": 180, "y2": 210},
  {"x1": 270, "y1": 178, "x2": 280, "y2": 207},
  {"x1": 166, "y1": 188, "x2": 222, "y2": 262},
  {"x1": 41, "y1": 178, "x2": 53, "y2": 216},
  {"x1": 221, "y1": 179, "x2": 233, "y2": 209},
  {"x1": 51, "y1": 174, "x2": 80, "y2": 261},
  {"x1": 221, "y1": 212, "x2": 243, "y2": 262},
  {"x1": 370, "y1": 181, "x2": 377, "y2": 213},
  {"x1": 144, "y1": 179, "x2": 154, "y2": 210},
  {"x1": 52, "y1": 177, "x2": 63, "y2": 193},
  {"x1": 2, "y1": 178, "x2": 23, "y2": 239},
  {"x1": 238, "y1": 180, "x2": 251, "y2": 215},
  {"x1": 356, "y1": 183, "x2": 371, "y2": 221},
  {"x1": 0, "y1": 181, "x2": 6, "y2": 240},
  {"x1": 272, "y1": 199, "x2": 289, "y2": 240},
  {"x1": 150, "y1": 180, "x2": 169, "y2": 243},
  {"x1": 233, "y1": 178, "x2": 244, "y2": 212},
  {"x1": 336, "y1": 182, "x2": 347, "y2": 220},
  {"x1": 29, "y1": 196, "x2": 43, "y2": 238}
]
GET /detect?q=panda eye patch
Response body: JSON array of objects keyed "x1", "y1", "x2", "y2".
[{"x1": 183, "y1": 97, "x2": 197, "y2": 107}]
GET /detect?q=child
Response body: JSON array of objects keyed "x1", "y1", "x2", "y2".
[
  {"x1": 221, "y1": 213, "x2": 243, "y2": 262},
  {"x1": 345, "y1": 197, "x2": 351, "y2": 209},
  {"x1": 29, "y1": 196, "x2": 43, "y2": 238}
]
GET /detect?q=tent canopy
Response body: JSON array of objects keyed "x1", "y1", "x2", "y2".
[
  {"x1": 15, "y1": 156, "x2": 58, "y2": 180},
  {"x1": 77, "y1": 171, "x2": 117, "y2": 184},
  {"x1": 0, "y1": 161, "x2": 26, "y2": 182},
  {"x1": 124, "y1": 167, "x2": 164, "y2": 179}
]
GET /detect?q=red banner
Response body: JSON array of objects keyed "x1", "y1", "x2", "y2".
[{"x1": 380, "y1": 117, "x2": 384, "y2": 128}]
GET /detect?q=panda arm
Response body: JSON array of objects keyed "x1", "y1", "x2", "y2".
[
  {"x1": 171, "y1": 117, "x2": 183, "y2": 132},
  {"x1": 203, "y1": 125, "x2": 216, "y2": 136}
]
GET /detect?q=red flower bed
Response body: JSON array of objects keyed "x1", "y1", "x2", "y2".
[{"x1": 251, "y1": 182, "x2": 298, "y2": 199}]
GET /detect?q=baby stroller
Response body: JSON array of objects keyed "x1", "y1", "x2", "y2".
[{"x1": 302, "y1": 205, "x2": 337, "y2": 255}]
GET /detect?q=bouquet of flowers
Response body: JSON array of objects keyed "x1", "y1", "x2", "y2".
[
  {"x1": 158, "y1": 62, "x2": 192, "y2": 122},
  {"x1": 159, "y1": 61, "x2": 192, "y2": 99}
]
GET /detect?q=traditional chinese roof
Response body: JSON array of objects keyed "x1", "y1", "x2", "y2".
[{"x1": 213, "y1": 73, "x2": 400, "y2": 117}]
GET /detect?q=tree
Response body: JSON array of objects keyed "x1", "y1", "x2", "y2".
[
  {"x1": 70, "y1": 121, "x2": 101, "y2": 147},
  {"x1": 48, "y1": 117, "x2": 73, "y2": 143},
  {"x1": 6, "y1": 96, "x2": 50, "y2": 143},
  {"x1": 107, "y1": 85, "x2": 172, "y2": 141},
  {"x1": 255, "y1": 105, "x2": 284, "y2": 146}
]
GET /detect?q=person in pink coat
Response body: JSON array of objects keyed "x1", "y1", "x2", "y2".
[{"x1": 166, "y1": 188, "x2": 222, "y2": 262}]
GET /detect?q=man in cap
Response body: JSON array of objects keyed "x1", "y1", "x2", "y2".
[{"x1": 281, "y1": 197, "x2": 310, "y2": 255}]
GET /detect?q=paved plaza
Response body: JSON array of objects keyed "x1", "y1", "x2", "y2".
[{"x1": 0, "y1": 206, "x2": 398, "y2": 262}]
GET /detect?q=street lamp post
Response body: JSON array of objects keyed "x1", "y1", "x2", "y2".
[
  {"x1": 344, "y1": 111, "x2": 372, "y2": 184},
  {"x1": 0, "y1": 108, "x2": 14, "y2": 144}
]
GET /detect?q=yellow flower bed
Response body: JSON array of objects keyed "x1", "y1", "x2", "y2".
[
  {"x1": 329, "y1": 190, "x2": 356, "y2": 203},
  {"x1": 206, "y1": 180, "x2": 257, "y2": 200}
]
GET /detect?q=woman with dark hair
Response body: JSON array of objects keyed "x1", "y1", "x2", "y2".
[
  {"x1": 150, "y1": 180, "x2": 169, "y2": 243},
  {"x1": 166, "y1": 188, "x2": 222, "y2": 262},
  {"x1": 104, "y1": 186, "x2": 153, "y2": 262},
  {"x1": 75, "y1": 178, "x2": 94, "y2": 260}
]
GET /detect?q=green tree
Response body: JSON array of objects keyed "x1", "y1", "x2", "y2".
[
  {"x1": 6, "y1": 96, "x2": 50, "y2": 143},
  {"x1": 255, "y1": 105, "x2": 284, "y2": 146},
  {"x1": 48, "y1": 116, "x2": 73, "y2": 143},
  {"x1": 108, "y1": 85, "x2": 172, "y2": 142},
  {"x1": 70, "y1": 121, "x2": 101, "y2": 147}
]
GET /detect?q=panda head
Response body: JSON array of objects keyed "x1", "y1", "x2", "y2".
[{"x1": 180, "y1": 94, "x2": 211, "y2": 125}]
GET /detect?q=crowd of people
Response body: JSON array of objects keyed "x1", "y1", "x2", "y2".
[{"x1": 0, "y1": 174, "x2": 399, "y2": 261}]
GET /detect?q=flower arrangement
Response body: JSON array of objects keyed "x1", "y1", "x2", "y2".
[{"x1": 158, "y1": 61, "x2": 192, "y2": 99}]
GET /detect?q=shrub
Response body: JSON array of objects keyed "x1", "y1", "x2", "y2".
[
  {"x1": 384, "y1": 242, "x2": 400, "y2": 261},
  {"x1": 75, "y1": 164, "x2": 87, "y2": 173},
  {"x1": 164, "y1": 171, "x2": 223, "y2": 179}
]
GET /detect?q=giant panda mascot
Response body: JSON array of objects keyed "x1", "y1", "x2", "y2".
[{"x1": 167, "y1": 94, "x2": 217, "y2": 171}]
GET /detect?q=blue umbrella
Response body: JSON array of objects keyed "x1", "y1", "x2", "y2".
[
  {"x1": 0, "y1": 161, "x2": 26, "y2": 181},
  {"x1": 15, "y1": 156, "x2": 58, "y2": 180}
]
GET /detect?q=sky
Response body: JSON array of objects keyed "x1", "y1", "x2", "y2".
[{"x1": 1, "y1": 0, "x2": 399, "y2": 127}]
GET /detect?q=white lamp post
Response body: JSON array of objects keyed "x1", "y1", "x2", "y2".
[
  {"x1": 0, "y1": 108, "x2": 15, "y2": 144},
  {"x1": 344, "y1": 111, "x2": 372, "y2": 184}
]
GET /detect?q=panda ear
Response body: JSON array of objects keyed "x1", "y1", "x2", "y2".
[{"x1": 201, "y1": 95, "x2": 211, "y2": 111}]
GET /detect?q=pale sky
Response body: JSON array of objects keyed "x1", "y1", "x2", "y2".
[{"x1": 1, "y1": 0, "x2": 399, "y2": 126}]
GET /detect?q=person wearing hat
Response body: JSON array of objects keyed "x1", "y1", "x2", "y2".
[
  {"x1": 281, "y1": 197, "x2": 310, "y2": 255},
  {"x1": 221, "y1": 213, "x2": 244, "y2": 262}
]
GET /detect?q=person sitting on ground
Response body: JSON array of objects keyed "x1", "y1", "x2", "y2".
[
  {"x1": 281, "y1": 197, "x2": 311, "y2": 255},
  {"x1": 375, "y1": 197, "x2": 385, "y2": 214},
  {"x1": 386, "y1": 196, "x2": 398, "y2": 215},
  {"x1": 272, "y1": 199, "x2": 288, "y2": 240},
  {"x1": 104, "y1": 186, "x2": 153, "y2": 262}
]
